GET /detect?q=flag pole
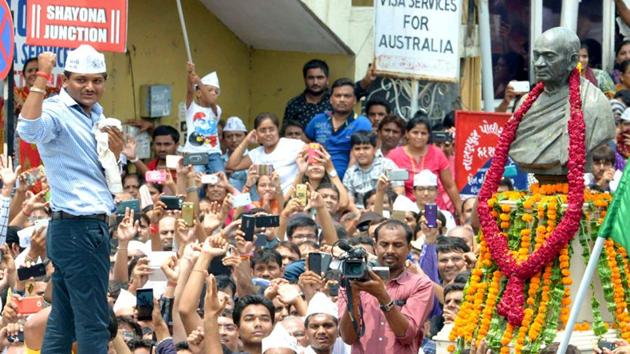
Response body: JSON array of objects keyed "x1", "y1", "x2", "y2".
[
  {"x1": 175, "y1": 0, "x2": 193, "y2": 63},
  {"x1": 556, "y1": 236, "x2": 605, "y2": 354}
]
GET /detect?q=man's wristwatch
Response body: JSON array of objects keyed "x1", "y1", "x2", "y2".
[{"x1": 380, "y1": 300, "x2": 395, "y2": 312}]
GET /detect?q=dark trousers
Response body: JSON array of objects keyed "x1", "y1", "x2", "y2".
[{"x1": 41, "y1": 218, "x2": 110, "y2": 354}]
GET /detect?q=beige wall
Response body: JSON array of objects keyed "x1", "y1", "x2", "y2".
[
  {"x1": 100, "y1": 0, "x2": 251, "y2": 128},
  {"x1": 97, "y1": 0, "x2": 355, "y2": 131},
  {"x1": 248, "y1": 49, "x2": 355, "y2": 128}
]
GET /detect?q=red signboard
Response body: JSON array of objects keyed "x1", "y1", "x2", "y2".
[
  {"x1": 454, "y1": 111, "x2": 511, "y2": 191},
  {"x1": 26, "y1": 0, "x2": 127, "y2": 52}
]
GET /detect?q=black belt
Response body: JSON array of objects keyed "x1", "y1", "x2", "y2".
[{"x1": 51, "y1": 211, "x2": 108, "y2": 222}]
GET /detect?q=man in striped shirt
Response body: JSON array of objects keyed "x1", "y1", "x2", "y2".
[
  {"x1": 16, "y1": 45, "x2": 123, "y2": 354},
  {"x1": 343, "y1": 131, "x2": 403, "y2": 208}
]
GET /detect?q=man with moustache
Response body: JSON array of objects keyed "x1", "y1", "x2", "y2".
[
  {"x1": 284, "y1": 59, "x2": 332, "y2": 129},
  {"x1": 338, "y1": 219, "x2": 434, "y2": 354},
  {"x1": 304, "y1": 292, "x2": 342, "y2": 354},
  {"x1": 17, "y1": 45, "x2": 123, "y2": 354},
  {"x1": 305, "y1": 78, "x2": 372, "y2": 179}
]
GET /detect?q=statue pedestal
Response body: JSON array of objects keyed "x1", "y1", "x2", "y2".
[
  {"x1": 437, "y1": 199, "x2": 616, "y2": 352},
  {"x1": 434, "y1": 324, "x2": 619, "y2": 353}
]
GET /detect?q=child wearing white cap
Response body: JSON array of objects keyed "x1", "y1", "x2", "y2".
[{"x1": 183, "y1": 61, "x2": 224, "y2": 173}]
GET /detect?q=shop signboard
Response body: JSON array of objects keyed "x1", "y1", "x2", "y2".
[{"x1": 373, "y1": 0, "x2": 461, "y2": 82}]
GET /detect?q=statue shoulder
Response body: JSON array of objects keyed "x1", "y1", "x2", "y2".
[{"x1": 514, "y1": 93, "x2": 529, "y2": 111}]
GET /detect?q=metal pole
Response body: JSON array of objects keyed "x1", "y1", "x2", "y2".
[
  {"x1": 560, "y1": 0, "x2": 579, "y2": 32},
  {"x1": 602, "y1": 0, "x2": 615, "y2": 73},
  {"x1": 556, "y1": 236, "x2": 606, "y2": 354},
  {"x1": 6, "y1": 68, "x2": 14, "y2": 158},
  {"x1": 478, "y1": 0, "x2": 494, "y2": 112},
  {"x1": 410, "y1": 80, "x2": 418, "y2": 119},
  {"x1": 530, "y1": 0, "x2": 543, "y2": 83},
  {"x1": 175, "y1": 0, "x2": 193, "y2": 63}
]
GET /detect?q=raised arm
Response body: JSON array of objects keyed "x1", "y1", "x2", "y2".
[
  {"x1": 112, "y1": 208, "x2": 138, "y2": 283},
  {"x1": 186, "y1": 62, "x2": 198, "y2": 108},
  {"x1": 617, "y1": 0, "x2": 630, "y2": 29},
  {"x1": 178, "y1": 235, "x2": 227, "y2": 334},
  {"x1": 203, "y1": 275, "x2": 227, "y2": 354},
  {"x1": 226, "y1": 130, "x2": 255, "y2": 171},
  {"x1": 20, "y1": 53, "x2": 55, "y2": 120},
  {"x1": 310, "y1": 191, "x2": 337, "y2": 245},
  {"x1": 320, "y1": 148, "x2": 349, "y2": 210}
]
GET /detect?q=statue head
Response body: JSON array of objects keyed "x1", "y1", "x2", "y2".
[{"x1": 533, "y1": 27, "x2": 580, "y2": 89}]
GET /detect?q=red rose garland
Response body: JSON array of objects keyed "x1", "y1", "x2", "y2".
[{"x1": 477, "y1": 68, "x2": 585, "y2": 326}]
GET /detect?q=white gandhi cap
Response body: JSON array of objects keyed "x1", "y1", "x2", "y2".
[
  {"x1": 224, "y1": 116, "x2": 248, "y2": 132},
  {"x1": 413, "y1": 169, "x2": 438, "y2": 187},
  {"x1": 305, "y1": 292, "x2": 338, "y2": 319},
  {"x1": 64, "y1": 44, "x2": 106, "y2": 74},
  {"x1": 201, "y1": 72, "x2": 220, "y2": 89},
  {"x1": 261, "y1": 324, "x2": 298, "y2": 354}
]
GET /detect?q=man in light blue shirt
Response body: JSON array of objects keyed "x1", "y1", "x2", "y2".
[{"x1": 17, "y1": 45, "x2": 123, "y2": 354}]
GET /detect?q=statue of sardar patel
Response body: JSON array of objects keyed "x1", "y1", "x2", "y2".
[{"x1": 509, "y1": 27, "x2": 615, "y2": 183}]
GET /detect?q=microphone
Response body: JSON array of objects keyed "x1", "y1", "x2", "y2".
[{"x1": 337, "y1": 239, "x2": 353, "y2": 252}]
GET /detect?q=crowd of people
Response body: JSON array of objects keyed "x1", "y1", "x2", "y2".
[{"x1": 1, "y1": 33, "x2": 630, "y2": 354}]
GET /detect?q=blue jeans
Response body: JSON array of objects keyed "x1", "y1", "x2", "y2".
[
  {"x1": 193, "y1": 152, "x2": 225, "y2": 174},
  {"x1": 41, "y1": 218, "x2": 110, "y2": 354}
]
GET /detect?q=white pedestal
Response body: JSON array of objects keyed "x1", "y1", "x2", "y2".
[
  {"x1": 433, "y1": 205, "x2": 615, "y2": 353},
  {"x1": 434, "y1": 323, "x2": 619, "y2": 353}
]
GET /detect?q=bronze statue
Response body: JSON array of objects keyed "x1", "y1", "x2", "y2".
[{"x1": 509, "y1": 27, "x2": 615, "y2": 182}]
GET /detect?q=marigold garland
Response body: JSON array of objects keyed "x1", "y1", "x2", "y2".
[
  {"x1": 605, "y1": 240, "x2": 630, "y2": 341},
  {"x1": 449, "y1": 186, "x2": 619, "y2": 353},
  {"x1": 476, "y1": 69, "x2": 586, "y2": 326}
]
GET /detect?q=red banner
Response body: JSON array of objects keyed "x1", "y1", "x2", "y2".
[
  {"x1": 454, "y1": 111, "x2": 511, "y2": 190},
  {"x1": 26, "y1": 0, "x2": 127, "y2": 52}
]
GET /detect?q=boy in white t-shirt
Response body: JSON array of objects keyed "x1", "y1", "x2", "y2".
[{"x1": 184, "y1": 62, "x2": 224, "y2": 173}]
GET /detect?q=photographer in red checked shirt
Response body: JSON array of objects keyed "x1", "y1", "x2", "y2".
[{"x1": 338, "y1": 219, "x2": 434, "y2": 354}]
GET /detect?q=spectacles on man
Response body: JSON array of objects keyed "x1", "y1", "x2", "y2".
[{"x1": 414, "y1": 186, "x2": 437, "y2": 192}]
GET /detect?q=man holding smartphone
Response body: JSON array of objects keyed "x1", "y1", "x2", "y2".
[{"x1": 17, "y1": 46, "x2": 122, "y2": 354}]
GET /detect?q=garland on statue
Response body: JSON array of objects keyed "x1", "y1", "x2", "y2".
[
  {"x1": 448, "y1": 189, "x2": 614, "y2": 353},
  {"x1": 476, "y1": 68, "x2": 586, "y2": 326}
]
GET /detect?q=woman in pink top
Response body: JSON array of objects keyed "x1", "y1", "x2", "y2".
[{"x1": 387, "y1": 116, "x2": 462, "y2": 218}]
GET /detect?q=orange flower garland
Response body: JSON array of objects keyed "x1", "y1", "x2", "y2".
[
  {"x1": 476, "y1": 271, "x2": 502, "y2": 339},
  {"x1": 605, "y1": 239, "x2": 630, "y2": 341},
  {"x1": 499, "y1": 323, "x2": 514, "y2": 353},
  {"x1": 449, "y1": 186, "x2": 620, "y2": 353},
  {"x1": 559, "y1": 245, "x2": 572, "y2": 326},
  {"x1": 449, "y1": 241, "x2": 487, "y2": 344},
  {"x1": 528, "y1": 264, "x2": 553, "y2": 341}
]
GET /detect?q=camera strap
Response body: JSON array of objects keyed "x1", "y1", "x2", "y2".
[{"x1": 344, "y1": 280, "x2": 365, "y2": 338}]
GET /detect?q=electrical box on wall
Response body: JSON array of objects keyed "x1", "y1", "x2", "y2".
[{"x1": 140, "y1": 84, "x2": 172, "y2": 118}]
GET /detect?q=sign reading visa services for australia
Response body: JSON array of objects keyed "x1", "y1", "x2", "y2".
[
  {"x1": 374, "y1": 0, "x2": 461, "y2": 82},
  {"x1": 26, "y1": 0, "x2": 127, "y2": 52}
]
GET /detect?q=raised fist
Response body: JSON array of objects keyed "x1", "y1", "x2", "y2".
[{"x1": 38, "y1": 52, "x2": 56, "y2": 75}]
